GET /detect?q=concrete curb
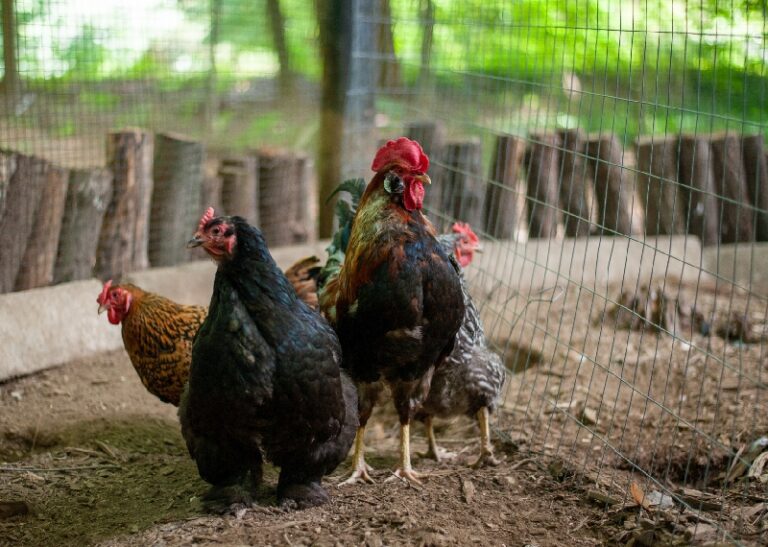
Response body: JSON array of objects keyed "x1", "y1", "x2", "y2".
[{"x1": 5, "y1": 236, "x2": 764, "y2": 383}]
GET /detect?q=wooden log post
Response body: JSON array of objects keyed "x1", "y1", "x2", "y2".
[
  {"x1": 149, "y1": 133, "x2": 204, "y2": 267},
  {"x1": 558, "y1": 129, "x2": 592, "y2": 237},
  {"x1": 435, "y1": 139, "x2": 484, "y2": 232},
  {"x1": 634, "y1": 136, "x2": 685, "y2": 235},
  {"x1": 218, "y1": 156, "x2": 259, "y2": 224},
  {"x1": 95, "y1": 129, "x2": 153, "y2": 280},
  {"x1": 201, "y1": 156, "x2": 223, "y2": 215},
  {"x1": 258, "y1": 148, "x2": 300, "y2": 247},
  {"x1": 406, "y1": 121, "x2": 445, "y2": 213},
  {"x1": 483, "y1": 134, "x2": 525, "y2": 239},
  {"x1": 0, "y1": 152, "x2": 47, "y2": 293},
  {"x1": 293, "y1": 153, "x2": 312, "y2": 243},
  {"x1": 54, "y1": 168, "x2": 113, "y2": 283},
  {"x1": 678, "y1": 136, "x2": 720, "y2": 245},
  {"x1": 0, "y1": 151, "x2": 12, "y2": 219},
  {"x1": 15, "y1": 164, "x2": 69, "y2": 290},
  {"x1": 710, "y1": 132, "x2": 753, "y2": 243},
  {"x1": 405, "y1": 120, "x2": 445, "y2": 159},
  {"x1": 585, "y1": 134, "x2": 637, "y2": 236},
  {"x1": 741, "y1": 134, "x2": 768, "y2": 242},
  {"x1": 525, "y1": 133, "x2": 562, "y2": 238}
]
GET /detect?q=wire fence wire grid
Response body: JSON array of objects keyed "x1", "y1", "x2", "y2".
[{"x1": 0, "y1": 0, "x2": 767, "y2": 545}]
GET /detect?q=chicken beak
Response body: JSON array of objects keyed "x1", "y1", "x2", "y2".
[
  {"x1": 474, "y1": 245, "x2": 484, "y2": 254},
  {"x1": 417, "y1": 174, "x2": 432, "y2": 185},
  {"x1": 187, "y1": 236, "x2": 204, "y2": 249},
  {"x1": 98, "y1": 303, "x2": 108, "y2": 314}
]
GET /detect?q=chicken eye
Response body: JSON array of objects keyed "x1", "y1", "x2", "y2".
[
  {"x1": 211, "y1": 227, "x2": 220, "y2": 235},
  {"x1": 384, "y1": 172, "x2": 404, "y2": 194}
]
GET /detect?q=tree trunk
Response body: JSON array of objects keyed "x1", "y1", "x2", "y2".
[
  {"x1": 434, "y1": 140, "x2": 484, "y2": 232},
  {"x1": 258, "y1": 148, "x2": 300, "y2": 246},
  {"x1": 483, "y1": 134, "x2": 525, "y2": 239},
  {"x1": 205, "y1": 0, "x2": 222, "y2": 134},
  {"x1": 219, "y1": 156, "x2": 259, "y2": 223},
  {"x1": 557, "y1": 129, "x2": 592, "y2": 237},
  {"x1": 710, "y1": 132, "x2": 753, "y2": 243},
  {"x1": 150, "y1": 132, "x2": 204, "y2": 267},
  {"x1": 526, "y1": 134, "x2": 562, "y2": 238},
  {"x1": 0, "y1": 152, "x2": 47, "y2": 293},
  {"x1": 741, "y1": 134, "x2": 768, "y2": 242},
  {"x1": 635, "y1": 136, "x2": 685, "y2": 235},
  {"x1": 95, "y1": 129, "x2": 154, "y2": 280},
  {"x1": 406, "y1": 121, "x2": 445, "y2": 212},
  {"x1": 678, "y1": 135, "x2": 720, "y2": 246},
  {"x1": 417, "y1": 0, "x2": 435, "y2": 90},
  {"x1": 266, "y1": 0, "x2": 293, "y2": 95},
  {"x1": 15, "y1": 165, "x2": 69, "y2": 290},
  {"x1": 316, "y1": 0, "x2": 352, "y2": 237},
  {"x1": 585, "y1": 134, "x2": 637, "y2": 236},
  {"x1": 376, "y1": 0, "x2": 400, "y2": 89},
  {"x1": 54, "y1": 168, "x2": 113, "y2": 283},
  {"x1": 1, "y1": 0, "x2": 19, "y2": 94}
]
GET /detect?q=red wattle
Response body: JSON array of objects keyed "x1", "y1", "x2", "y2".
[
  {"x1": 107, "y1": 308, "x2": 121, "y2": 325},
  {"x1": 403, "y1": 180, "x2": 424, "y2": 211}
]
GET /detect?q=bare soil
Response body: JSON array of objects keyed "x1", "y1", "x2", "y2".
[
  {"x1": 0, "y1": 351, "x2": 610, "y2": 546},
  {"x1": 1, "y1": 272, "x2": 767, "y2": 546}
]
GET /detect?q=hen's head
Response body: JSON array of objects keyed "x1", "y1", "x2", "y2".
[
  {"x1": 97, "y1": 280, "x2": 133, "y2": 325},
  {"x1": 451, "y1": 222, "x2": 481, "y2": 267},
  {"x1": 371, "y1": 137, "x2": 431, "y2": 212},
  {"x1": 187, "y1": 207, "x2": 237, "y2": 262}
]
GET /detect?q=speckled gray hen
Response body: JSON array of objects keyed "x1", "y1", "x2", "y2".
[{"x1": 415, "y1": 226, "x2": 506, "y2": 468}]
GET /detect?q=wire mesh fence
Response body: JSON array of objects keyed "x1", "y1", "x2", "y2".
[
  {"x1": 354, "y1": 0, "x2": 768, "y2": 542},
  {"x1": 354, "y1": 1, "x2": 768, "y2": 544},
  {"x1": 1, "y1": 0, "x2": 767, "y2": 543}
]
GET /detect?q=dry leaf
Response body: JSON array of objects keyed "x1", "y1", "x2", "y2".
[{"x1": 630, "y1": 481, "x2": 650, "y2": 509}]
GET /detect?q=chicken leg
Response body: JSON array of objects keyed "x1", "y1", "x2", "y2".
[
  {"x1": 339, "y1": 426, "x2": 374, "y2": 486},
  {"x1": 387, "y1": 423, "x2": 423, "y2": 485},
  {"x1": 418, "y1": 416, "x2": 456, "y2": 462},
  {"x1": 471, "y1": 406, "x2": 501, "y2": 468}
]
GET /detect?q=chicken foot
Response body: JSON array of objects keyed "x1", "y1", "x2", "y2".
[
  {"x1": 386, "y1": 423, "x2": 423, "y2": 486},
  {"x1": 417, "y1": 416, "x2": 457, "y2": 462},
  {"x1": 471, "y1": 406, "x2": 501, "y2": 468},
  {"x1": 338, "y1": 426, "x2": 375, "y2": 486}
]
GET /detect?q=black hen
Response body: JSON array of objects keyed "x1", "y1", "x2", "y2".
[{"x1": 180, "y1": 208, "x2": 357, "y2": 510}]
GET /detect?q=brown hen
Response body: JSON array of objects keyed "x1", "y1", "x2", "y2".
[{"x1": 97, "y1": 281, "x2": 206, "y2": 406}]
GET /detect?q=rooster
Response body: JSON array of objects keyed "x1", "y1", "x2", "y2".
[
  {"x1": 96, "y1": 281, "x2": 206, "y2": 406},
  {"x1": 322, "y1": 138, "x2": 465, "y2": 485},
  {"x1": 181, "y1": 208, "x2": 357, "y2": 510},
  {"x1": 418, "y1": 223, "x2": 506, "y2": 468}
]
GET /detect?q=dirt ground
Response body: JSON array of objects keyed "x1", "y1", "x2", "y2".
[
  {"x1": 0, "y1": 351, "x2": 613, "y2": 547},
  {"x1": 1, "y1": 274, "x2": 767, "y2": 546}
]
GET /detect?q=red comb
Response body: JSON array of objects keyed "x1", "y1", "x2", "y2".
[
  {"x1": 371, "y1": 137, "x2": 429, "y2": 173},
  {"x1": 97, "y1": 279, "x2": 113, "y2": 305},
  {"x1": 452, "y1": 222, "x2": 479, "y2": 244},
  {"x1": 198, "y1": 207, "x2": 215, "y2": 232}
]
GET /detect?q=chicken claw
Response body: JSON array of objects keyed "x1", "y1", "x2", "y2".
[
  {"x1": 386, "y1": 467, "x2": 423, "y2": 486},
  {"x1": 339, "y1": 466, "x2": 375, "y2": 486},
  {"x1": 339, "y1": 426, "x2": 375, "y2": 486},
  {"x1": 385, "y1": 423, "x2": 424, "y2": 486},
  {"x1": 472, "y1": 407, "x2": 501, "y2": 469},
  {"x1": 471, "y1": 451, "x2": 501, "y2": 469},
  {"x1": 417, "y1": 417, "x2": 457, "y2": 462}
]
